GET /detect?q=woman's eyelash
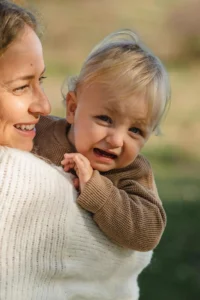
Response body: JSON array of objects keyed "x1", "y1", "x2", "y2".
[
  {"x1": 14, "y1": 76, "x2": 47, "y2": 91},
  {"x1": 39, "y1": 76, "x2": 47, "y2": 82},
  {"x1": 14, "y1": 85, "x2": 29, "y2": 91}
]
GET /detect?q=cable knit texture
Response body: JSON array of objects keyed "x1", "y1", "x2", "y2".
[{"x1": 0, "y1": 147, "x2": 152, "y2": 299}]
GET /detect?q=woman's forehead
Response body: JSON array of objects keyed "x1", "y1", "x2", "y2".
[{"x1": 0, "y1": 26, "x2": 44, "y2": 84}]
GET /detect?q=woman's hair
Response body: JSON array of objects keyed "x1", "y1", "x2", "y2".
[
  {"x1": 62, "y1": 29, "x2": 171, "y2": 133},
  {"x1": 0, "y1": 0, "x2": 39, "y2": 55}
]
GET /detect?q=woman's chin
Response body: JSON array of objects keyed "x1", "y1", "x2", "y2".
[{"x1": 14, "y1": 141, "x2": 34, "y2": 152}]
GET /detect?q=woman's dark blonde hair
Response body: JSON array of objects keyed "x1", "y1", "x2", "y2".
[{"x1": 0, "y1": 0, "x2": 38, "y2": 55}]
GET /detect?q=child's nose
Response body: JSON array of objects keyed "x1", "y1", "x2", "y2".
[{"x1": 106, "y1": 130, "x2": 124, "y2": 148}]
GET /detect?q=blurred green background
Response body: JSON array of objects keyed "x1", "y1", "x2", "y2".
[{"x1": 20, "y1": 0, "x2": 200, "y2": 298}]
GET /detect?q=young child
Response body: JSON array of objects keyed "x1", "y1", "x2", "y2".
[{"x1": 34, "y1": 29, "x2": 170, "y2": 251}]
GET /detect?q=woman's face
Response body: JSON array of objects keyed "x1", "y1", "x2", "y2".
[{"x1": 0, "y1": 25, "x2": 51, "y2": 151}]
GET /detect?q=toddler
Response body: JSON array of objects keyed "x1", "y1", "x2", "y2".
[{"x1": 34, "y1": 29, "x2": 170, "y2": 251}]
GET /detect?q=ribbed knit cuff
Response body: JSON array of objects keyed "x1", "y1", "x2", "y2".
[{"x1": 77, "y1": 170, "x2": 113, "y2": 213}]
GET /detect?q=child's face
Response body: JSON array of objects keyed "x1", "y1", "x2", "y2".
[{"x1": 66, "y1": 83, "x2": 153, "y2": 172}]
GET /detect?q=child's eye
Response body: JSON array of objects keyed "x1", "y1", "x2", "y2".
[
  {"x1": 129, "y1": 127, "x2": 142, "y2": 135},
  {"x1": 96, "y1": 115, "x2": 112, "y2": 124}
]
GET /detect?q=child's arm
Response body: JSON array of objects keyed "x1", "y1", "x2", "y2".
[{"x1": 61, "y1": 153, "x2": 166, "y2": 251}]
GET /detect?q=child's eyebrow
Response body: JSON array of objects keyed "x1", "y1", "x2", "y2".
[
  {"x1": 132, "y1": 119, "x2": 147, "y2": 125},
  {"x1": 104, "y1": 105, "x2": 120, "y2": 115},
  {"x1": 103, "y1": 100, "x2": 129, "y2": 115},
  {"x1": 102, "y1": 102, "x2": 150, "y2": 127}
]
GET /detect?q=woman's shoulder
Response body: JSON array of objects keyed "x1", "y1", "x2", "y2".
[
  {"x1": 0, "y1": 146, "x2": 61, "y2": 176},
  {"x1": 0, "y1": 146, "x2": 76, "y2": 198},
  {"x1": 0, "y1": 146, "x2": 42, "y2": 162},
  {"x1": 0, "y1": 146, "x2": 32, "y2": 161},
  {"x1": 0, "y1": 147, "x2": 51, "y2": 179}
]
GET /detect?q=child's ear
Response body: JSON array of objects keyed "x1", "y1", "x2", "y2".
[{"x1": 66, "y1": 92, "x2": 77, "y2": 124}]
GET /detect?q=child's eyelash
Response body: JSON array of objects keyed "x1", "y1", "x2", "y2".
[
  {"x1": 96, "y1": 115, "x2": 112, "y2": 124},
  {"x1": 129, "y1": 127, "x2": 143, "y2": 135}
]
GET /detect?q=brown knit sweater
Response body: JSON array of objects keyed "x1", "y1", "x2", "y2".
[{"x1": 33, "y1": 115, "x2": 166, "y2": 251}]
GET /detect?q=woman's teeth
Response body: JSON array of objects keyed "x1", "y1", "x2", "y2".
[{"x1": 15, "y1": 124, "x2": 35, "y2": 131}]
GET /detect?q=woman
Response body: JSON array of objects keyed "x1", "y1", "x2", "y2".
[{"x1": 0, "y1": 1, "x2": 152, "y2": 299}]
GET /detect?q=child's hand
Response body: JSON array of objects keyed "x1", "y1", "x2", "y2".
[{"x1": 61, "y1": 153, "x2": 93, "y2": 192}]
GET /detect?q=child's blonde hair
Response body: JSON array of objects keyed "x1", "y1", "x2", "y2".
[{"x1": 62, "y1": 29, "x2": 170, "y2": 133}]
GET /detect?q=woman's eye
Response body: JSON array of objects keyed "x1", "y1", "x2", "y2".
[
  {"x1": 14, "y1": 85, "x2": 29, "y2": 93},
  {"x1": 96, "y1": 115, "x2": 112, "y2": 124},
  {"x1": 39, "y1": 76, "x2": 47, "y2": 84},
  {"x1": 129, "y1": 127, "x2": 142, "y2": 135}
]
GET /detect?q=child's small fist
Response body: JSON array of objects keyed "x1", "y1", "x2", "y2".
[{"x1": 61, "y1": 153, "x2": 93, "y2": 191}]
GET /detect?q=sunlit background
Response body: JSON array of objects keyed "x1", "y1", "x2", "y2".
[{"x1": 18, "y1": 0, "x2": 200, "y2": 298}]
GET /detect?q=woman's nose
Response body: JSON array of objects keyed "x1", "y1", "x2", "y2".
[{"x1": 29, "y1": 88, "x2": 51, "y2": 116}]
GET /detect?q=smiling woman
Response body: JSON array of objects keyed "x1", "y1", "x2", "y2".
[{"x1": 0, "y1": 1, "x2": 50, "y2": 151}]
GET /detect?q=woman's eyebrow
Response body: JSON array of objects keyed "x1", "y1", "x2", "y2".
[
  {"x1": 4, "y1": 67, "x2": 46, "y2": 85},
  {"x1": 5, "y1": 75, "x2": 35, "y2": 84}
]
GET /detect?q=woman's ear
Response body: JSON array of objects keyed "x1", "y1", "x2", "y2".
[{"x1": 66, "y1": 92, "x2": 77, "y2": 124}]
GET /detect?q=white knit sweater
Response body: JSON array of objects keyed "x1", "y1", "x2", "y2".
[{"x1": 0, "y1": 147, "x2": 152, "y2": 300}]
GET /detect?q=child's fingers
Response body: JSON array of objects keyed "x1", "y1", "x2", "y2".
[
  {"x1": 73, "y1": 155, "x2": 93, "y2": 184},
  {"x1": 61, "y1": 159, "x2": 66, "y2": 165},
  {"x1": 61, "y1": 157, "x2": 75, "y2": 172},
  {"x1": 73, "y1": 155, "x2": 87, "y2": 175},
  {"x1": 61, "y1": 153, "x2": 93, "y2": 187},
  {"x1": 63, "y1": 165, "x2": 71, "y2": 172},
  {"x1": 61, "y1": 157, "x2": 75, "y2": 164},
  {"x1": 73, "y1": 177, "x2": 80, "y2": 190},
  {"x1": 64, "y1": 153, "x2": 77, "y2": 159}
]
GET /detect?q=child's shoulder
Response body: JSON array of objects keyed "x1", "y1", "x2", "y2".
[
  {"x1": 105, "y1": 154, "x2": 153, "y2": 185},
  {"x1": 132, "y1": 154, "x2": 152, "y2": 171},
  {"x1": 37, "y1": 115, "x2": 65, "y2": 130},
  {"x1": 35, "y1": 115, "x2": 68, "y2": 140},
  {"x1": 117, "y1": 154, "x2": 152, "y2": 175}
]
